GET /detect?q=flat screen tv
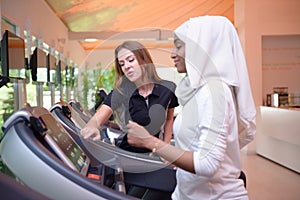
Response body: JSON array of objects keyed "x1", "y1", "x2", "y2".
[
  {"x1": 70, "y1": 66, "x2": 75, "y2": 88},
  {"x1": 0, "y1": 30, "x2": 26, "y2": 78},
  {"x1": 30, "y1": 47, "x2": 47, "y2": 82},
  {"x1": 57, "y1": 60, "x2": 66, "y2": 85},
  {"x1": 65, "y1": 65, "x2": 72, "y2": 87},
  {"x1": 47, "y1": 53, "x2": 57, "y2": 83}
]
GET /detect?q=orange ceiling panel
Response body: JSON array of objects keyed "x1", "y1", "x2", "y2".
[
  {"x1": 44, "y1": 0, "x2": 234, "y2": 50},
  {"x1": 45, "y1": 0, "x2": 234, "y2": 32}
]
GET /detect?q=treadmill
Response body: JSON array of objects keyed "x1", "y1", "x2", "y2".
[
  {"x1": 0, "y1": 105, "x2": 136, "y2": 200},
  {"x1": 49, "y1": 101, "x2": 177, "y2": 199},
  {"x1": 68, "y1": 99, "x2": 93, "y2": 123}
]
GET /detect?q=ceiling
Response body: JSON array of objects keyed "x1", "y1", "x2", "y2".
[{"x1": 44, "y1": 0, "x2": 234, "y2": 50}]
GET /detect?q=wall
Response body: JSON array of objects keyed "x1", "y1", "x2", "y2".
[
  {"x1": 1, "y1": 0, "x2": 85, "y2": 65},
  {"x1": 235, "y1": 0, "x2": 300, "y2": 106},
  {"x1": 262, "y1": 35, "x2": 300, "y2": 99},
  {"x1": 85, "y1": 47, "x2": 174, "y2": 69}
]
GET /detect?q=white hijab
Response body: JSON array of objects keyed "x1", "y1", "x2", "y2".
[{"x1": 174, "y1": 16, "x2": 256, "y2": 148}]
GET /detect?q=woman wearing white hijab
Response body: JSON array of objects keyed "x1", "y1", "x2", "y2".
[{"x1": 127, "y1": 16, "x2": 256, "y2": 200}]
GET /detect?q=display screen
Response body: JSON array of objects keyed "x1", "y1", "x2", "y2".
[
  {"x1": 30, "y1": 48, "x2": 47, "y2": 82},
  {"x1": 1, "y1": 30, "x2": 26, "y2": 78},
  {"x1": 39, "y1": 113, "x2": 89, "y2": 174},
  {"x1": 47, "y1": 53, "x2": 57, "y2": 83}
]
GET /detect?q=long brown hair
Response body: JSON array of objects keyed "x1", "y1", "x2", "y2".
[{"x1": 114, "y1": 41, "x2": 161, "y2": 91}]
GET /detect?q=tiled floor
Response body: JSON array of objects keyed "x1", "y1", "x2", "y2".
[{"x1": 241, "y1": 142, "x2": 300, "y2": 200}]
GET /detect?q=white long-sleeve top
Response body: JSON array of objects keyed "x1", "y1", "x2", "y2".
[{"x1": 172, "y1": 80, "x2": 250, "y2": 200}]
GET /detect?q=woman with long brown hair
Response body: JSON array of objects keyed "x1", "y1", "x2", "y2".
[{"x1": 81, "y1": 41, "x2": 178, "y2": 153}]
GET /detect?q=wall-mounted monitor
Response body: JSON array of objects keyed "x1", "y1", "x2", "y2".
[
  {"x1": 57, "y1": 60, "x2": 66, "y2": 85},
  {"x1": 70, "y1": 66, "x2": 75, "y2": 88},
  {"x1": 65, "y1": 65, "x2": 71, "y2": 87},
  {"x1": 30, "y1": 47, "x2": 47, "y2": 82},
  {"x1": 47, "y1": 53, "x2": 57, "y2": 83},
  {"x1": 0, "y1": 30, "x2": 26, "y2": 78},
  {"x1": 57, "y1": 60, "x2": 61, "y2": 84}
]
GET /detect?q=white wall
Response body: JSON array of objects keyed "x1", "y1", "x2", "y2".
[
  {"x1": 262, "y1": 35, "x2": 300, "y2": 98},
  {"x1": 235, "y1": 0, "x2": 300, "y2": 106}
]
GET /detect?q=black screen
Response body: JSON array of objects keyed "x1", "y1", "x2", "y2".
[
  {"x1": 47, "y1": 54, "x2": 57, "y2": 83},
  {"x1": 57, "y1": 60, "x2": 62, "y2": 84},
  {"x1": 0, "y1": 30, "x2": 25, "y2": 78},
  {"x1": 30, "y1": 47, "x2": 47, "y2": 82},
  {"x1": 70, "y1": 67, "x2": 75, "y2": 88}
]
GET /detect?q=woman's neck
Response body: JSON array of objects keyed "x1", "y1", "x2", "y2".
[{"x1": 138, "y1": 83, "x2": 154, "y2": 98}]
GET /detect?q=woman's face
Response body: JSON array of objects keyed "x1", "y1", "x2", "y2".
[
  {"x1": 171, "y1": 35, "x2": 186, "y2": 73},
  {"x1": 117, "y1": 48, "x2": 143, "y2": 83}
]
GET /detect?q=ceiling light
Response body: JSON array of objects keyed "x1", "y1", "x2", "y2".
[{"x1": 84, "y1": 38, "x2": 98, "y2": 42}]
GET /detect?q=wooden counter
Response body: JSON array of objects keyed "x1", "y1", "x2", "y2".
[{"x1": 256, "y1": 106, "x2": 300, "y2": 173}]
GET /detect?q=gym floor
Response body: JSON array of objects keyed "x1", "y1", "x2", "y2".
[{"x1": 241, "y1": 140, "x2": 300, "y2": 200}]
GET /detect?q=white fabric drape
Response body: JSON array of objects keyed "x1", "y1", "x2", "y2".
[{"x1": 174, "y1": 16, "x2": 256, "y2": 148}]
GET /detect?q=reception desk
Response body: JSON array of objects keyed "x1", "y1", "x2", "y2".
[{"x1": 256, "y1": 106, "x2": 300, "y2": 173}]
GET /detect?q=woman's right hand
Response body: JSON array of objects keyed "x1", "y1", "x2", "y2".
[
  {"x1": 81, "y1": 126, "x2": 101, "y2": 141},
  {"x1": 81, "y1": 104, "x2": 113, "y2": 141}
]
